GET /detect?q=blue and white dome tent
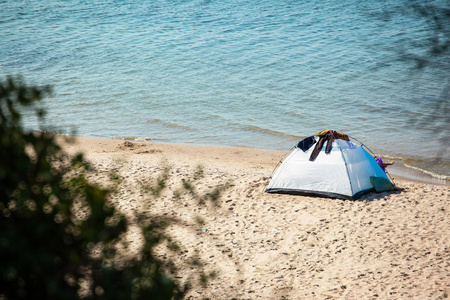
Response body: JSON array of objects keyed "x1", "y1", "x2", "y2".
[{"x1": 265, "y1": 130, "x2": 395, "y2": 200}]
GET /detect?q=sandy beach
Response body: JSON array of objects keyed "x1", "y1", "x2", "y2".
[{"x1": 58, "y1": 136, "x2": 449, "y2": 299}]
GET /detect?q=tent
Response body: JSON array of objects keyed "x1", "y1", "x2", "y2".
[{"x1": 265, "y1": 130, "x2": 393, "y2": 200}]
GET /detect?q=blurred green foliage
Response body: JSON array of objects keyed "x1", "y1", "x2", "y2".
[{"x1": 0, "y1": 76, "x2": 183, "y2": 299}]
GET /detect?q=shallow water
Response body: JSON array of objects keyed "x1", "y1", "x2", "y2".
[{"x1": 1, "y1": 0, "x2": 448, "y2": 181}]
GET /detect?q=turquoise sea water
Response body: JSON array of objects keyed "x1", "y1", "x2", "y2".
[{"x1": 1, "y1": 0, "x2": 449, "y2": 182}]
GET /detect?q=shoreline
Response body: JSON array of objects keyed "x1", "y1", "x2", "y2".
[
  {"x1": 387, "y1": 163, "x2": 449, "y2": 186},
  {"x1": 62, "y1": 135, "x2": 448, "y2": 186},
  {"x1": 54, "y1": 135, "x2": 450, "y2": 299}
]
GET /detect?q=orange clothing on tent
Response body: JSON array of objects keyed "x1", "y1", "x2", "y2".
[{"x1": 316, "y1": 129, "x2": 349, "y2": 141}]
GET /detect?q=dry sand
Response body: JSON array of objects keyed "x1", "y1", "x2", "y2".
[{"x1": 58, "y1": 136, "x2": 449, "y2": 300}]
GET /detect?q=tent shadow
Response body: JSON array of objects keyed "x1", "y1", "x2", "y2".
[
  {"x1": 264, "y1": 188, "x2": 403, "y2": 201},
  {"x1": 357, "y1": 188, "x2": 404, "y2": 202}
]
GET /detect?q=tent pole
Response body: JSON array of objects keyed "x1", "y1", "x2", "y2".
[{"x1": 348, "y1": 134, "x2": 396, "y2": 185}]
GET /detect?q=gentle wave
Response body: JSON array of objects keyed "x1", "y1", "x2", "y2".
[
  {"x1": 403, "y1": 163, "x2": 450, "y2": 181},
  {"x1": 378, "y1": 154, "x2": 450, "y2": 182},
  {"x1": 147, "y1": 119, "x2": 196, "y2": 131},
  {"x1": 236, "y1": 124, "x2": 302, "y2": 140}
]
